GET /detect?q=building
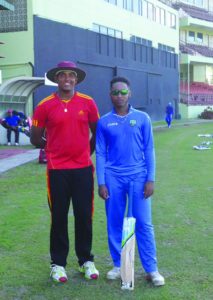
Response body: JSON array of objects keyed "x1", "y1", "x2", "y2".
[
  {"x1": 0, "y1": 0, "x2": 14, "y2": 80},
  {"x1": 0, "y1": 0, "x2": 179, "y2": 126},
  {"x1": 173, "y1": 0, "x2": 213, "y2": 118}
]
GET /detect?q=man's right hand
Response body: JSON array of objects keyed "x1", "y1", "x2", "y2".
[{"x1": 98, "y1": 185, "x2": 109, "y2": 200}]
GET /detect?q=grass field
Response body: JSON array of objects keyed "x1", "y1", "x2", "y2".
[{"x1": 0, "y1": 122, "x2": 213, "y2": 300}]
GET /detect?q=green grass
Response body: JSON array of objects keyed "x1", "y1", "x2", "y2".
[{"x1": 0, "y1": 122, "x2": 213, "y2": 299}]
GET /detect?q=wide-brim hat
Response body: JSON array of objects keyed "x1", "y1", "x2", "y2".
[{"x1": 46, "y1": 61, "x2": 86, "y2": 84}]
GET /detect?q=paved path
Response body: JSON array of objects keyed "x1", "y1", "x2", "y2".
[
  {"x1": 0, "y1": 148, "x2": 40, "y2": 174},
  {"x1": 0, "y1": 148, "x2": 30, "y2": 159}
]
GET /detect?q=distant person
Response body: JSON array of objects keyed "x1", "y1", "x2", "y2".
[
  {"x1": 3, "y1": 109, "x2": 20, "y2": 145},
  {"x1": 38, "y1": 148, "x2": 47, "y2": 164},
  {"x1": 13, "y1": 110, "x2": 27, "y2": 126},
  {"x1": 96, "y1": 76, "x2": 165, "y2": 287},
  {"x1": 30, "y1": 61, "x2": 100, "y2": 283},
  {"x1": 165, "y1": 102, "x2": 174, "y2": 128}
]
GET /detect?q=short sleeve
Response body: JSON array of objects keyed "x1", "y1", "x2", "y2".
[
  {"x1": 32, "y1": 103, "x2": 47, "y2": 128},
  {"x1": 88, "y1": 99, "x2": 100, "y2": 123}
]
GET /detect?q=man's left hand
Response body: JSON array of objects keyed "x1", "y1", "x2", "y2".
[{"x1": 143, "y1": 181, "x2": 154, "y2": 199}]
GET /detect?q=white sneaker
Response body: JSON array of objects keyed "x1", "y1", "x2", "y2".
[
  {"x1": 146, "y1": 271, "x2": 165, "y2": 286},
  {"x1": 79, "y1": 261, "x2": 99, "y2": 280},
  {"x1": 107, "y1": 267, "x2": 120, "y2": 280},
  {"x1": 50, "y1": 264, "x2": 68, "y2": 283},
  {"x1": 15, "y1": 143, "x2": 19, "y2": 146},
  {"x1": 7, "y1": 142, "x2": 11, "y2": 146}
]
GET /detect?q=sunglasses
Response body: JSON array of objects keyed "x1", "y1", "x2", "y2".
[{"x1": 111, "y1": 89, "x2": 129, "y2": 96}]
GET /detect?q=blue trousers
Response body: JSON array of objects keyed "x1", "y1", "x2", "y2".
[
  {"x1": 105, "y1": 172, "x2": 158, "y2": 273},
  {"x1": 165, "y1": 114, "x2": 173, "y2": 127}
]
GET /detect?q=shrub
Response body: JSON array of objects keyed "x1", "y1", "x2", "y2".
[{"x1": 198, "y1": 106, "x2": 213, "y2": 119}]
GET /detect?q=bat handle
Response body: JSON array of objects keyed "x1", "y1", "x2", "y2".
[{"x1": 127, "y1": 182, "x2": 134, "y2": 218}]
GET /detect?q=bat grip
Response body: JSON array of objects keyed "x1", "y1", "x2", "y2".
[{"x1": 127, "y1": 182, "x2": 134, "y2": 217}]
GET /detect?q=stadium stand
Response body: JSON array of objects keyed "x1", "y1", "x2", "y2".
[
  {"x1": 180, "y1": 81, "x2": 213, "y2": 105},
  {"x1": 186, "y1": 44, "x2": 213, "y2": 57},
  {"x1": 173, "y1": 2, "x2": 213, "y2": 22},
  {"x1": 179, "y1": 43, "x2": 195, "y2": 55},
  {"x1": 180, "y1": 42, "x2": 213, "y2": 58}
]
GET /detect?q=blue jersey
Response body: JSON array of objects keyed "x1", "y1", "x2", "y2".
[
  {"x1": 5, "y1": 115, "x2": 20, "y2": 127},
  {"x1": 166, "y1": 105, "x2": 173, "y2": 115},
  {"x1": 96, "y1": 106, "x2": 155, "y2": 185}
]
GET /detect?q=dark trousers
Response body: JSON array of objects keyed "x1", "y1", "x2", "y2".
[
  {"x1": 47, "y1": 166, "x2": 94, "y2": 267},
  {"x1": 7, "y1": 128, "x2": 19, "y2": 143}
]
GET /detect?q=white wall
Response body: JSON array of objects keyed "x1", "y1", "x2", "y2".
[
  {"x1": 179, "y1": 103, "x2": 211, "y2": 119},
  {"x1": 188, "y1": 105, "x2": 210, "y2": 118},
  {"x1": 193, "y1": 65, "x2": 206, "y2": 82}
]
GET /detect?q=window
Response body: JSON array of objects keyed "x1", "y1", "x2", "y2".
[
  {"x1": 209, "y1": 35, "x2": 213, "y2": 48},
  {"x1": 104, "y1": 0, "x2": 176, "y2": 29},
  {"x1": 160, "y1": 8, "x2": 165, "y2": 25},
  {"x1": 108, "y1": 28, "x2": 115, "y2": 37},
  {"x1": 156, "y1": 7, "x2": 160, "y2": 24},
  {"x1": 123, "y1": 0, "x2": 133, "y2": 11},
  {"x1": 166, "y1": 12, "x2": 171, "y2": 27},
  {"x1": 93, "y1": 23, "x2": 122, "y2": 39},
  {"x1": 147, "y1": 40, "x2": 152, "y2": 47},
  {"x1": 136, "y1": 37, "x2": 142, "y2": 44},
  {"x1": 92, "y1": 24, "x2": 99, "y2": 33},
  {"x1": 195, "y1": 0, "x2": 203, "y2": 5},
  {"x1": 115, "y1": 30, "x2": 122, "y2": 38},
  {"x1": 197, "y1": 32, "x2": 203, "y2": 43},
  {"x1": 104, "y1": 0, "x2": 117, "y2": 4},
  {"x1": 147, "y1": 2, "x2": 154, "y2": 20},
  {"x1": 188, "y1": 31, "x2": 195, "y2": 42},
  {"x1": 100, "y1": 26, "x2": 108, "y2": 35},
  {"x1": 187, "y1": 0, "x2": 203, "y2": 6},
  {"x1": 130, "y1": 35, "x2": 152, "y2": 47},
  {"x1": 158, "y1": 43, "x2": 175, "y2": 53},
  {"x1": 138, "y1": 0, "x2": 142, "y2": 16},
  {"x1": 166, "y1": 12, "x2": 176, "y2": 29},
  {"x1": 143, "y1": 0, "x2": 148, "y2": 18},
  {"x1": 127, "y1": 0, "x2": 133, "y2": 11},
  {"x1": 130, "y1": 36, "x2": 135, "y2": 42},
  {"x1": 143, "y1": 0, "x2": 155, "y2": 20},
  {"x1": 117, "y1": 0, "x2": 123, "y2": 8},
  {"x1": 171, "y1": 14, "x2": 176, "y2": 29}
]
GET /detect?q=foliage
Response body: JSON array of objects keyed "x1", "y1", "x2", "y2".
[
  {"x1": 198, "y1": 106, "x2": 213, "y2": 119},
  {"x1": 0, "y1": 122, "x2": 213, "y2": 299}
]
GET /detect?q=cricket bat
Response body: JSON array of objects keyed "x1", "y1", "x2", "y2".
[{"x1": 120, "y1": 182, "x2": 136, "y2": 291}]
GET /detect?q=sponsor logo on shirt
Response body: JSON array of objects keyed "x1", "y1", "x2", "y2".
[
  {"x1": 130, "y1": 119, "x2": 136, "y2": 126},
  {"x1": 78, "y1": 110, "x2": 84, "y2": 115},
  {"x1": 32, "y1": 120, "x2": 38, "y2": 126},
  {"x1": 107, "y1": 122, "x2": 118, "y2": 127}
]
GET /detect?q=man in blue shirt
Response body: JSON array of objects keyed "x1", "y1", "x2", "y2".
[
  {"x1": 165, "y1": 102, "x2": 174, "y2": 128},
  {"x1": 96, "y1": 76, "x2": 165, "y2": 287},
  {"x1": 3, "y1": 109, "x2": 20, "y2": 145}
]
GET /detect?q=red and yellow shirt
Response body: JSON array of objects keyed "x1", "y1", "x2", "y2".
[{"x1": 32, "y1": 92, "x2": 99, "y2": 169}]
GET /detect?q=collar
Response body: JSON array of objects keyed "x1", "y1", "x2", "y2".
[{"x1": 112, "y1": 104, "x2": 133, "y2": 116}]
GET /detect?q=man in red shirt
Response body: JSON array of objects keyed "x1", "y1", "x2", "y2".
[{"x1": 30, "y1": 61, "x2": 100, "y2": 283}]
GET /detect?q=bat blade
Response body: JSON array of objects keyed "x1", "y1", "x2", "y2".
[{"x1": 120, "y1": 216, "x2": 136, "y2": 290}]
